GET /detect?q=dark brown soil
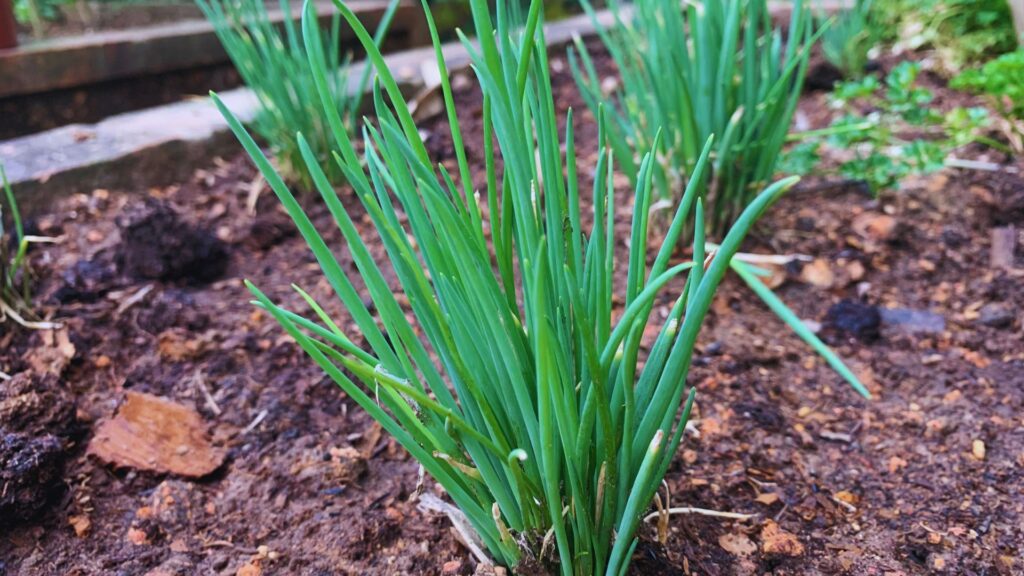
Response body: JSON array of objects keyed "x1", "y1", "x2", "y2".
[{"x1": 1, "y1": 40, "x2": 1023, "y2": 576}]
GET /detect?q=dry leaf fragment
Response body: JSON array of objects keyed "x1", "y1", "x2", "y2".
[
  {"x1": 846, "y1": 260, "x2": 866, "y2": 281},
  {"x1": 24, "y1": 328, "x2": 76, "y2": 376},
  {"x1": 157, "y1": 329, "x2": 205, "y2": 361},
  {"x1": 852, "y1": 213, "x2": 898, "y2": 242},
  {"x1": 236, "y1": 563, "x2": 261, "y2": 576},
  {"x1": 834, "y1": 491, "x2": 860, "y2": 505},
  {"x1": 888, "y1": 456, "x2": 908, "y2": 473},
  {"x1": 127, "y1": 527, "x2": 150, "y2": 545}
]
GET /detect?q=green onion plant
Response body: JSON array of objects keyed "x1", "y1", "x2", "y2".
[
  {"x1": 1, "y1": 166, "x2": 58, "y2": 330},
  {"x1": 214, "y1": 0, "x2": 807, "y2": 573},
  {"x1": 819, "y1": 0, "x2": 878, "y2": 80},
  {"x1": 571, "y1": 0, "x2": 815, "y2": 237},
  {"x1": 573, "y1": 0, "x2": 870, "y2": 400},
  {"x1": 196, "y1": 0, "x2": 401, "y2": 187}
]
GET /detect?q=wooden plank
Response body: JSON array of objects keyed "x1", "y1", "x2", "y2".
[{"x1": 0, "y1": 0, "x2": 420, "y2": 98}]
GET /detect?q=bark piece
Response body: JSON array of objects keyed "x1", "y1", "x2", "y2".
[
  {"x1": 88, "y1": 392, "x2": 225, "y2": 477},
  {"x1": 991, "y1": 226, "x2": 1016, "y2": 270},
  {"x1": 761, "y1": 520, "x2": 805, "y2": 557}
]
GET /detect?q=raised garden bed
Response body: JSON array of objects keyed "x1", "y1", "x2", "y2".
[{"x1": 0, "y1": 0, "x2": 425, "y2": 138}]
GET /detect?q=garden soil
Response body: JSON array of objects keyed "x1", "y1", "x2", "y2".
[{"x1": 1, "y1": 43, "x2": 1022, "y2": 575}]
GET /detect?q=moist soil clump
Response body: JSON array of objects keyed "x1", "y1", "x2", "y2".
[
  {"x1": 117, "y1": 198, "x2": 229, "y2": 283},
  {"x1": 0, "y1": 432, "x2": 67, "y2": 526}
]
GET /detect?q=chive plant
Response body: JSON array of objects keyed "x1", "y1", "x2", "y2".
[
  {"x1": 215, "y1": 0, "x2": 803, "y2": 573},
  {"x1": 573, "y1": 0, "x2": 871, "y2": 400},
  {"x1": 571, "y1": 0, "x2": 814, "y2": 236},
  {"x1": 820, "y1": 0, "x2": 877, "y2": 80},
  {"x1": 196, "y1": 0, "x2": 401, "y2": 187},
  {"x1": 1, "y1": 166, "x2": 56, "y2": 329}
]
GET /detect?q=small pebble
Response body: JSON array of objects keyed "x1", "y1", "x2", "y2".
[
  {"x1": 972, "y1": 440, "x2": 986, "y2": 461},
  {"x1": 978, "y1": 303, "x2": 1013, "y2": 329}
]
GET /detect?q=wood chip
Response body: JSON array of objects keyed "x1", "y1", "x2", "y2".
[
  {"x1": 800, "y1": 258, "x2": 835, "y2": 288},
  {"x1": 719, "y1": 532, "x2": 757, "y2": 556},
  {"x1": 991, "y1": 226, "x2": 1016, "y2": 270},
  {"x1": 69, "y1": 514, "x2": 91, "y2": 537},
  {"x1": 760, "y1": 520, "x2": 805, "y2": 557},
  {"x1": 88, "y1": 392, "x2": 225, "y2": 478}
]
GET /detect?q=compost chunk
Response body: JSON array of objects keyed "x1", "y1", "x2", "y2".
[
  {"x1": 117, "y1": 199, "x2": 228, "y2": 283},
  {"x1": 0, "y1": 432, "x2": 66, "y2": 526}
]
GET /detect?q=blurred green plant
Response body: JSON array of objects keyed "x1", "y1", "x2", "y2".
[
  {"x1": 873, "y1": 0, "x2": 1019, "y2": 73},
  {"x1": 952, "y1": 50, "x2": 1024, "y2": 118},
  {"x1": 197, "y1": 0, "x2": 400, "y2": 188},
  {"x1": 819, "y1": 0, "x2": 878, "y2": 79},
  {"x1": 1, "y1": 167, "x2": 59, "y2": 330},
  {"x1": 571, "y1": 0, "x2": 815, "y2": 237},
  {"x1": 783, "y1": 62, "x2": 1002, "y2": 194},
  {"x1": 13, "y1": 0, "x2": 69, "y2": 36}
]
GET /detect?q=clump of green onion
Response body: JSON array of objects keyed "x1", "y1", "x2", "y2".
[
  {"x1": 196, "y1": 0, "x2": 400, "y2": 187},
  {"x1": 820, "y1": 0, "x2": 878, "y2": 80},
  {"x1": 571, "y1": 0, "x2": 815, "y2": 236},
  {"x1": 215, "y1": 0, "x2": 804, "y2": 573},
  {"x1": 1, "y1": 166, "x2": 58, "y2": 329},
  {"x1": 573, "y1": 0, "x2": 871, "y2": 400}
]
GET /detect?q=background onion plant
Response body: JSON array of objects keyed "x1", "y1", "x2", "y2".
[
  {"x1": 571, "y1": 0, "x2": 814, "y2": 237},
  {"x1": 196, "y1": 0, "x2": 400, "y2": 186},
  {"x1": 1, "y1": 166, "x2": 58, "y2": 329},
  {"x1": 214, "y1": 0, "x2": 808, "y2": 573},
  {"x1": 572, "y1": 0, "x2": 869, "y2": 399},
  {"x1": 819, "y1": 0, "x2": 878, "y2": 80}
]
